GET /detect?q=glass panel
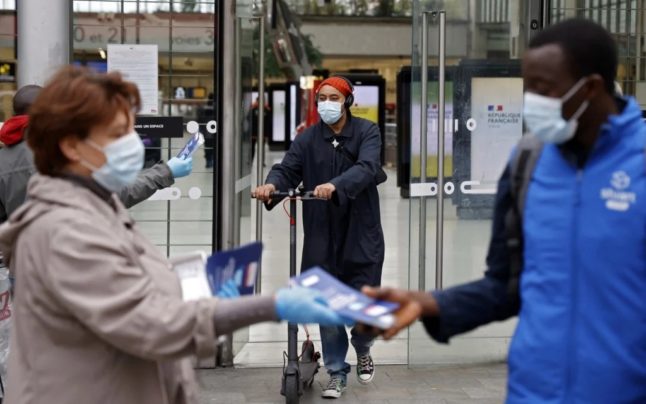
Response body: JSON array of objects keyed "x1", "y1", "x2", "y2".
[
  {"x1": 0, "y1": 7, "x2": 16, "y2": 121},
  {"x1": 227, "y1": 16, "x2": 259, "y2": 357},
  {"x1": 550, "y1": 1, "x2": 643, "y2": 97},
  {"x1": 408, "y1": 0, "x2": 523, "y2": 366},
  {"x1": 72, "y1": 0, "x2": 220, "y2": 358}
]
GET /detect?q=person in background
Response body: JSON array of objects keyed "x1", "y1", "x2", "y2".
[
  {"x1": 361, "y1": 19, "x2": 646, "y2": 404},
  {"x1": 0, "y1": 66, "x2": 349, "y2": 404},
  {"x1": 254, "y1": 76, "x2": 384, "y2": 399},
  {"x1": 250, "y1": 95, "x2": 270, "y2": 165},
  {"x1": 0, "y1": 85, "x2": 192, "y2": 224},
  {"x1": 197, "y1": 93, "x2": 216, "y2": 169}
]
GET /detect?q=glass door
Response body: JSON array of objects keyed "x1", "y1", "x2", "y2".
[
  {"x1": 407, "y1": 0, "x2": 540, "y2": 365},
  {"x1": 228, "y1": 8, "x2": 262, "y2": 361}
]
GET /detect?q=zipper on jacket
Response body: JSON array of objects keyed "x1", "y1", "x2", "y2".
[{"x1": 564, "y1": 168, "x2": 583, "y2": 402}]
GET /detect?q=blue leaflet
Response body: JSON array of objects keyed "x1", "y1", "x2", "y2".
[
  {"x1": 291, "y1": 267, "x2": 399, "y2": 329},
  {"x1": 206, "y1": 241, "x2": 262, "y2": 296},
  {"x1": 177, "y1": 132, "x2": 205, "y2": 159}
]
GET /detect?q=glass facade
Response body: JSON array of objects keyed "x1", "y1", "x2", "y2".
[
  {"x1": 71, "y1": 0, "x2": 219, "y2": 256},
  {"x1": 407, "y1": 0, "x2": 527, "y2": 365},
  {"x1": 551, "y1": 0, "x2": 644, "y2": 98}
]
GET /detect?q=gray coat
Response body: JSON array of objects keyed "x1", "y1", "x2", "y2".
[
  {"x1": 0, "y1": 141, "x2": 174, "y2": 224},
  {"x1": 0, "y1": 175, "x2": 220, "y2": 404},
  {"x1": 0, "y1": 142, "x2": 36, "y2": 224}
]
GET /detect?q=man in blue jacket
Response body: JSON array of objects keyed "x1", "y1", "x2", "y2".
[
  {"x1": 254, "y1": 76, "x2": 385, "y2": 399},
  {"x1": 363, "y1": 19, "x2": 646, "y2": 403}
]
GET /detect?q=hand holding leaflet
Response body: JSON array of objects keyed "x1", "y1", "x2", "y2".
[
  {"x1": 206, "y1": 241, "x2": 262, "y2": 296},
  {"x1": 216, "y1": 279, "x2": 241, "y2": 299},
  {"x1": 167, "y1": 156, "x2": 193, "y2": 178},
  {"x1": 275, "y1": 287, "x2": 352, "y2": 326},
  {"x1": 171, "y1": 242, "x2": 261, "y2": 301},
  {"x1": 291, "y1": 267, "x2": 399, "y2": 329}
]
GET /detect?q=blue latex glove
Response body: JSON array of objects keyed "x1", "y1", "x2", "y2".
[
  {"x1": 275, "y1": 287, "x2": 354, "y2": 326},
  {"x1": 216, "y1": 279, "x2": 241, "y2": 299},
  {"x1": 167, "y1": 156, "x2": 193, "y2": 178}
]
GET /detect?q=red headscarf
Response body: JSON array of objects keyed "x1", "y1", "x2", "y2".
[
  {"x1": 316, "y1": 77, "x2": 353, "y2": 97},
  {"x1": 0, "y1": 115, "x2": 29, "y2": 146}
]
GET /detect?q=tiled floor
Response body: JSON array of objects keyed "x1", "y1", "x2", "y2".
[{"x1": 196, "y1": 362, "x2": 508, "y2": 403}]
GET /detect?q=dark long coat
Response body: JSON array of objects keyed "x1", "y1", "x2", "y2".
[{"x1": 265, "y1": 114, "x2": 385, "y2": 289}]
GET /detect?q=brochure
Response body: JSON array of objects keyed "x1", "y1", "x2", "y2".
[
  {"x1": 291, "y1": 267, "x2": 399, "y2": 329},
  {"x1": 206, "y1": 241, "x2": 262, "y2": 296},
  {"x1": 171, "y1": 241, "x2": 262, "y2": 301},
  {"x1": 177, "y1": 132, "x2": 205, "y2": 159}
]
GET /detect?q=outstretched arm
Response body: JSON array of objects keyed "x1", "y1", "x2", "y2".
[{"x1": 363, "y1": 165, "x2": 519, "y2": 342}]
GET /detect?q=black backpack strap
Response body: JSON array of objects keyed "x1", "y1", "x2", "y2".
[
  {"x1": 505, "y1": 134, "x2": 544, "y2": 308},
  {"x1": 335, "y1": 142, "x2": 358, "y2": 164},
  {"x1": 333, "y1": 140, "x2": 387, "y2": 185}
]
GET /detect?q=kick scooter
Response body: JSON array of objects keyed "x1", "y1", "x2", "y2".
[{"x1": 255, "y1": 187, "x2": 322, "y2": 404}]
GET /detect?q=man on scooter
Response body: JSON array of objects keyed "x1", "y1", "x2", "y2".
[{"x1": 253, "y1": 76, "x2": 385, "y2": 399}]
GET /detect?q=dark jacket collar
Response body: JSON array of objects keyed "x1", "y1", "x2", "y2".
[
  {"x1": 321, "y1": 111, "x2": 354, "y2": 140},
  {"x1": 561, "y1": 96, "x2": 641, "y2": 168}
]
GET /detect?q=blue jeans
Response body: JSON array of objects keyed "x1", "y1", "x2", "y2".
[{"x1": 319, "y1": 325, "x2": 374, "y2": 383}]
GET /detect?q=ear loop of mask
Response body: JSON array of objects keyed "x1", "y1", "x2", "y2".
[
  {"x1": 78, "y1": 139, "x2": 105, "y2": 172},
  {"x1": 562, "y1": 77, "x2": 590, "y2": 121},
  {"x1": 561, "y1": 77, "x2": 588, "y2": 102},
  {"x1": 570, "y1": 99, "x2": 590, "y2": 122}
]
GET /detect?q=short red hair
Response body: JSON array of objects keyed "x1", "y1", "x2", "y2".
[{"x1": 28, "y1": 66, "x2": 141, "y2": 176}]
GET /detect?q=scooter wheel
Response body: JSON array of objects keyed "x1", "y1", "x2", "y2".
[{"x1": 284, "y1": 374, "x2": 300, "y2": 404}]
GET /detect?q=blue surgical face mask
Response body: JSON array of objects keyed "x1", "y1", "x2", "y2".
[
  {"x1": 317, "y1": 100, "x2": 343, "y2": 125},
  {"x1": 81, "y1": 131, "x2": 145, "y2": 192},
  {"x1": 523, "y1": 77, "x2": 589, "y2": 144}
]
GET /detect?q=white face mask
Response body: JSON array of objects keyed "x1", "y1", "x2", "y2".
[
  {"x1": 317, "y1": 100, "x2": 343, "y2": 125},
  {"x1": 523, "y1": 77, "x2": 590, "y2": 144},
  {"x1": 81, "y1": 131, "x2": 145, "y2": 192}
]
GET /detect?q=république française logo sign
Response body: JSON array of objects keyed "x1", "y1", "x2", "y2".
[{"x1": 487, "y1": 104, "x2": 521, "y2": 125}]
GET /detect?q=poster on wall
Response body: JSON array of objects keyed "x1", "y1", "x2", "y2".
[
  {"x1": 410, "y1": 81, "x2": 454, "y2": 179},
  {"x1": 107, "y1": 44, "x2": 159, "y2": 115},
  {"x1": 469, "y1": 77, "x2": 523, "y2": 189},
  {"x1": 289, "y1": 84, "x2": 298, "y2": 141},
  {"x1": 350, "y1": 85, "x2": 380, "y2": 124}
]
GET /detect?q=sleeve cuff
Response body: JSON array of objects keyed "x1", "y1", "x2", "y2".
[
  {"x1": 329, "y1": 178, "x2": 347, "y2": 206},
  {"x1": 420, "y1": 290, "x2": 452, "y2": 344},
  {"x1": 212, "y1": 296, "x2": 279, "y2": 338},
  {"x1": 192, "y1": 298, "x2": 221, "y2": 358},
  {"x1": 157, "y1": 162, "x2": 175, "y2": 186}
]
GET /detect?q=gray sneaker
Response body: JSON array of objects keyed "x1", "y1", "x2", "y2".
[
  {"x1": 321, "y1": 375, "x2": 346, "y2": 399},
  {"x1": 356, "y1": 353, "x2": 375, "y2": 384}
]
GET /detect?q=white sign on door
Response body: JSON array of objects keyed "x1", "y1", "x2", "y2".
[
  {"x1": 108, "y1": 44, "x2": 159, "y2": 115},
  {"x1": 470, "y1": 77, "x2": 524, "y2": 189}
]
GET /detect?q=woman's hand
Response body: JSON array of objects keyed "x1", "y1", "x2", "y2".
[
  {"x1": 274, "y1": 287, "x2": 353, "y2": 326},
  {"x1": 216, "y1": 279, "x2": 240, "y2": 299}
]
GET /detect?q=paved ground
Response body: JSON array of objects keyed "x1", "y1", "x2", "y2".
[{"x1": 197, "y1": 362, "x2": 508, "y2": 403}]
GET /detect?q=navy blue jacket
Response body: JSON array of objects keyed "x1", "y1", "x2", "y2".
[
  {"x1": 423, "y1": 97, "x2": 646, "y2": 403},
  {"x1": 265, "y1": 115, "x2": 385, "y2": 289}
]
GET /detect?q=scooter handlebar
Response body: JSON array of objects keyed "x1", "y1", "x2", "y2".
[{"x1": 251, "y1": 189, "x2": 318, "y2": 200}]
